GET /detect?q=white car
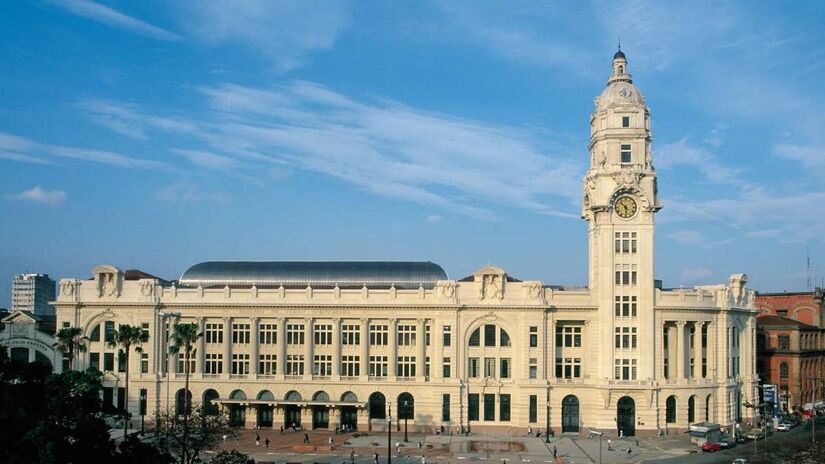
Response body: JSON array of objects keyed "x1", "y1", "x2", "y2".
[
  {"x1": 732, "y1": 459, "x2": 747, "y2": 464},
  {"x1": 776, "y1": 423, "x2": 792, "y2": 431}
]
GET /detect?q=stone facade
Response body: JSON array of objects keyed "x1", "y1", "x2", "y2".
[{"x1": 51, "y1": 51, "x2": 758, "y2": 435}]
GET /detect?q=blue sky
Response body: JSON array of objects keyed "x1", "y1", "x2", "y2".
[{"x1": 2, "y1": 0, "x2": 825, "y2": 308}]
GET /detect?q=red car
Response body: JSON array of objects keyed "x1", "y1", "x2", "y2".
[{"x1": 701, "y1": 442, "x2": 722, "y2": 452}]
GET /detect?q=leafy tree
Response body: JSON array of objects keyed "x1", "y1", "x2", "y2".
[
  {"x1": 53, "y1": 327, "x2": 88, "y2": 371},
  {"x1": 212, "y1": 449, "x2": 255, "y2": 464},
  {"x1": 168, "y1": 322, "x2": 201, "y2": 463},
  {"x1": 107, "y1": 323, "x2": 145, "y2": 439},
  {"x1": 152, "y1": 404, "x2": 234, "y2": 464},
  {"x1": 117, "y1": 434, "x2": 175, "y2": 464}
]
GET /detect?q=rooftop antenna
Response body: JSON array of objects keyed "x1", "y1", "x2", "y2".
[
  {"x1": 618, "y1": 35, "x2": 622, "y2": 51},
  {"x1": 807, "y1": 250, "x2": 812, "y2": 291}
]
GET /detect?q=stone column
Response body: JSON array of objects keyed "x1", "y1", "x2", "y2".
[
  {"x1": 546, "y1": 315, "x2": 554, "y2": 381},
  {"x1": 389, "y1": 318, "x2": 398, "y2": 379},
  {"x1": 196, "y1": 318, "x2": 205, "y2": 376},
  {"x1": 305, "y1": 318, "x2": 314, "y2": 378},
  {"x1": 708, "y1": 321, "x2": 716, "y2": 381},
  {"x1": 332, "y1": 318, "x2": 341, "y2": 379},
  {"x1": 250, "y1": 317, "x2": 259, "y2": 376},
  {"x1": 416, "y1": 319, "x2": 426, "y2": 379},
  {"x1": 676, "y1": 321, "x2": 686, "y2": 380},
  {"x1": 360, "y1": 318, "x2": 369, "y2": 379},
  {"x1": 692, "y1": 322, "x2": 701, "y2": 379},
  {"x1": 278, "y1": 318, "x2": 287, "y2": 380},
  {"x1": 223, "y1": 317, "x2": 232, "y2": 378},
  {"x1": 158, "y1": 315, "x2": 167, "y2": 376}
]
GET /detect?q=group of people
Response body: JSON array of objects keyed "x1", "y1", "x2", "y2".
[
  {"x1": 334, "y1": 423, "x2": 355, "y2": 433},
  {"x1": 279, "y1": 422, "x2": 303, "y2": 435},
  {"x1": 525, "y1": 426, "x2": 545, "y2": 438},
  {"x1": 253, "y1": 434, "x2": 270, "y2": 448}
]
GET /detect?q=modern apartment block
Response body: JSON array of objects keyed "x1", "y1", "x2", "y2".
[{"x1": 11, "y1": 273, "x2": 56, "y2": 316}]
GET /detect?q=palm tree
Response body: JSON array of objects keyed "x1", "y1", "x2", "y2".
[
  {"x1": 169, "y1": 322, "x2": 200, "y2": 464},
  {"x1": 107, "y1": 324, "x2": 145, "y2": 439},
  {"x1": 53, "y1": 327, "x2": 88, "y2": 371}
]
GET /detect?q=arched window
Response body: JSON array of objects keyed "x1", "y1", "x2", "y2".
[
  {"x1": 176, "y1": 389, "x2": 192, "y2": 416},
  {"x1": 368, "y1": 392, "x2": 386, "y2": 419},
  {"x1": 666, "y1": 395, "x2": 677, "y2": 424},
  {"x1": 313, "y1": 391, "x2": 330, "y2": 401},
  {"x1": 284, "y1": 390, "x2": 302, "y2": 401},
  {"x1": 500, "y1": 329, "x2": 511, "y2": 347},
  {"x1": 258, "y1": 390, "x2": 275, "y2": 401},
  {"x1": 203, "y1": 389, "x2": 220, "y2": 416},
  {"x1": 688, "y1": 395, "x2": 695, "y2": 424},
  {"x1": 397, "y1": 392, "x2": 414, "y2": 419},
  {"x1": 469, "y1": 328, "x2": 480, "y2": 346},
  {"x1": 90, "y1": 324, "x2": 101, "y2": 342},
  {"x1": 618, "y1": 65, "x2": 624, "y2": 73},
  {"x1": 779, "y1": 362, "x2": 789, "y2": 379},
  {"x1": 341, "y1": 391, "x2": 358, "y2": 402}
]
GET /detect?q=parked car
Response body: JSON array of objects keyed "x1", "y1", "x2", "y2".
[
  {"x1": 732, "y1": 459, "x2": 747, "y2": 464},
  {"x1": 744, "y1": 428, "x2": 765, "y2": 440},
  {"x1": 776, "y1": 423, "x2": 792, "y2": 432},
  {"x1": 701, "y1": 442, "x2": 722, "y2": 452},
  {"x1": 718, "y1": 436, "x2": 737, "y2": 448}
]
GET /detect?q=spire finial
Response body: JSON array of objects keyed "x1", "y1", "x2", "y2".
[{"x1": 618, "y1": 35, "x2": 621, "y2": 52}]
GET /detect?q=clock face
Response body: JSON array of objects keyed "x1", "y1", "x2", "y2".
[
  {"x1": 619, "y1": 88, "x2": 632, "y2": 99},
  {"x1": 615, "y1": 196, "x2": 637, "y2": 218}
]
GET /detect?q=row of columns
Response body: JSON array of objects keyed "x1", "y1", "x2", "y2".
[{"x1": 664, "y1": 320, "x2": 715, "y2": 380}]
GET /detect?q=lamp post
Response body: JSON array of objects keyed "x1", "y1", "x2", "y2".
[
  {"x1": 403, "y1": 400, "x2": 409, "y2": 442},
  {"x1": 158, "y1": 311, "x2": 181, "y2": 420},
  {"x1": 807, "y1": 377, "x2": 819, "y2": 445},
  {"x1": 387, "y1": 402, "x2": 393, "y2": 464}
]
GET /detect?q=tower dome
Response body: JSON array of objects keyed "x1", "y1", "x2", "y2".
[{"x1": 595, "y1": 49, "x2": 645, "y2": 108}]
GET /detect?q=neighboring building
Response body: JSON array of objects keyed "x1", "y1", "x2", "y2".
[
  {"x1": 53, "y1": 50, "x2": 758, "y2": 435},
  {"x1": 0, "y1": 310, "x2": 59, "y2": 371},
  {"x1": 11, "y1": 273, "x2": 56, "y2": 316},
  {"x1": 755, "y1": 289, "x2": 825, "y2": 412}
]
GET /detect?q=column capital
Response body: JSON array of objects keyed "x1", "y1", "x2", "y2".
[
  {"x1": 250, "y1": 316, "x2": 259, "y2": 323},
  {"x1": 676, "y1": 321, "x2": 686, "y2": 328}
]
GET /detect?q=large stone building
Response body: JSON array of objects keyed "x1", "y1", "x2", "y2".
[
  {"x1": 53, "y1": 50, "x2": 758, "y2": 435},
  {"x1": 755, "y1": 289, "x2": 825, "y2": 412}
]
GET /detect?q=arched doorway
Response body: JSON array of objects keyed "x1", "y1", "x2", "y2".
[
  {"x1": 284, "y1": 391, "x2": 302, "y2": 428},
  {"x1": 175, "y1": 389, "x2": 192, "y2": 416},
  {"x1": 312, "y1": 391, "x2": 330, "y2": 429},
  {"x1": 617, "y1": 396, "x2": 635, "y2": 437},
  {"x1": 688, "y1": 395, "x2": 696, "y2": 424},
  {"x1": 562, "y1": 395, "x2": 580, "y2": 433},
  {"x1": 257, "y1": 390, "x2": 275, "y2": 428},
  {"x1": 368, "y1": 392, "x2": 386, "y2": 420},
  {"x1": 228, "y1": 390, "x2": 247, "y2": 427},
  {"x1": 340, "y1": 391, "x2": 358, "y2": 430},
  {"x1": 203, "y1": 389, "x2": 220, "y2": 416},
  {"x1": 666, "y1": 395, "x2": 677, "y2": 425},
  {"x1": 397, "y1": 392, "x2": 414, "y2": 433}
]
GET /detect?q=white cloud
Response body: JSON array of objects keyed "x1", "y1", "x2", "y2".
[
  {"x1": 174, "y1": 0, "x2": 348, "y2": 70},
  {"x1": 656, "y1": 137, "x2": 743, "y2": 185},
  {"x1": 426, "y1": 214, "x2": 443, "y2": 223},
  {"x1": 8, "y1": 186, "x2": 66, "y2": 205},
  {"x1": 774, "y1": 143, "x2": 825, "y2": 171},
  {"x1": 680, "y1": 267, "x2": 713, "y2": 283},
  {"x1": 156, "y1": 183, "x2": 229, "y2": 205},
  {"x1": 49, "y1": 0, "x2": 180, "y2": 40},
  {"x1": 171, "y1": 149, "x2": 237, "y2": 170},
  {"x1": 0, "y1": 131, "x2": 169, "y2": 170}
]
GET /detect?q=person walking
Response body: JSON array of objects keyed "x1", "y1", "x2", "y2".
[
  {"x1": 373, "y1": 452, "x2": 379, "y2": 464},
  {"x1": 627, "y1": 446, "x2": 632, "y2": 459},
  {"x1": 280, "y1": 425, "x2": 285, "y2": 435},
  {"x1": 528, "y1": 425, "x2": 533, "y2": 436},
  {"x1": 265, "y1": 437, "x2": 270, "y2": 448},
  {"x1": 607, "y1": 439, "x2": 613, "y2": 451},
  {"x1": 329, "y1": 435, "x2": 334, "y2": 448},
  {"x1": 255, "y1": 434, "x2": 260, "y2": 446},
  {"x1": 303, "y1": 432, "x2": 310, "y2": 443},
  {"x1": 350, "y1": 449, "x2": 355, "y2": 464},
  {"x1": 553, "y1": 445, "x2": 557, "y2": 459}
]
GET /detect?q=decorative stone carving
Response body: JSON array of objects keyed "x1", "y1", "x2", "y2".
[
  {"x1": 251, "y1": 284, "x2": 258, "y2": 299},
  {"x1": 440, "y1": 281, "x2": 455, "y2": 299},
  {"x1": 474, "y1": 265, "x2": 506, "y2": 302},
  {"x1": 140, "y1": 280, "x2": 154, "y2": 297},
  {"x1": 224, "y1": 285, "x2": 231, "y2": 298},
  {"x1": 334, "y1": 284, "x2": 341, "y2": 299},
  {"x1": 418, "y1": 284, "x2": 425, "y2": 299},
  {"x1": 278, "y1": 284, "x2": 285, "y2": 298},
  {"x1": 61, "y1": 280, "x2": 76, "y2": 297},
  {"x1": 389, "y1": 284, "x2": 396, "y2": 299},
  {"x1": 527, "y1": 282, "x2": 543, "y2": 300},
  {"x1": 361, "y1": 284, "x2": 368, "y2": 299},
  {"x1": 306, "y1": 285, "x2": 313, "y2": 299}
]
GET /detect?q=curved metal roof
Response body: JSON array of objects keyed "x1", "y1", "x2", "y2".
[{"x1": 179, "y1": 261, "x2": 448, "y2": 289}]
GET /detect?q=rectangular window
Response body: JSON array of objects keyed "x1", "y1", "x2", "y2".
[
  {"x1": 314, "y1": 323, "x2": 332, "y2": 345},
  {"x1": 614, "y1": 327, "x2": 638, "y2": 349},
  {"x1": 483, "y1": 394, "x2": 495, "y2": 421},
  {"x1": 259, "y1": 354, "x2": 277, "y2": 375},
  {"x1": 205, "y1": 323, "x2": 223, "y2": 344},
  {"x1": 468, "y1": 357, "x2": 480, "y2": 378},
  {"x1": 259, "y1": 324, "x2": 277, "y2": 345},
  {"x1": 425, "y1": 324, "x2": 431, "y2": 346},
  {"x1": 103, "y1": 352, "x2": 114, "y2": 371},
  {"x1": 313, "y1": 354, "x2": 333, "y2": 376},
  {"x1": 140, "y1": 322, "x2": 150, "y2": 342},
  {"x1": 555, "y1": 325, "x2": 582, "y2": 347},
  {"x1": 555, "y1": 357, "x2": 582, "y2": 379},
  {"x1": 621, "y1": 144, "x2": 632, "y2": 163},
  {"x1": 104, "y1": 321, "x2": 116, "y2": 341},
  {"x1": 614, "y1": 358, "x2": 638, "y2": 380},
  {"x1": 397, "y1": 325, "x2": 416, "y2": 346},
  {"x1": 499, "y1": 394, "x2": 511, "y2": 422},
  {"x1": 614, "y1": 232, "x2": 637, "y2": 255},
  {"x1": 442, "y1": 357, "x2": 451, "y2": 378},
  {"x1": 468, "y1": 394, "x2": 479, "y2": 421},
  {"x1": 231, "y1": 353, "x2": 249, "y2": 375},
  {"x1": 442, "y1": 325, "x2": 452, "y2": 347},
  {"x1": 342, "y1": 324, "x2": 360, "y2": 345},
  {"x1": 286, "y1": 354, "x2": 304, "y2": 376},
  {"x1": 341, "y1": 355, "x2": 360, "y2": 377},
  {"x1": 286, "y1": 324, "x2": 305, "y2": 345},
  {"x1": 622, "y1": 116, "x2": 630, "y2": 128},
  {"x1": 205, "y1": 353, "x2": 223, "y2": 374},
  {"x1": 232, "y1": 323, "x2": 251, "y2": 344},
  {"x1": 442, "y1": 394, "x2": 451, "y2": 422},
  {"x1": 500, "y1": 358, "x2": 511, "y2": 379},
  {"x1": 484, "y1": 324, "x2": 496, "y2": 347},
  {"x1": 529, "y1": 326, "x2": 538, "y2": 347},
  {"x1": 141, "y1": 352, "x2": 149, "y2": 373},
  {"x1": 778, "y1": 335, "x2": 790, "y2": 350},
  {"x1": 397, "y1": 356, "x2": 416, "y2": 377},
  {"x1": 529, "y1": 357, "x2": 537, "y2": 379},
  {"x1": 369, "y1": 324, "x2": 388, "y2": 346},
  {"x1": 118, "y1": 351, "x2": 127, "y2": 372},
  {"x1": 484, "y1": 357, "x2": 496, "y2": 378},
  {"x1": 90, "y1": 352, "x2": 100, "y2": 370},
  {"x1": 425, "y1": 356, "x2": 430, "y2": 378},
  {"x1": 369, "y1": 355, "x2": 388, "y2": 377},
  {"x1": 529, "y1": 395, "x2": 538, "y2": 423}
]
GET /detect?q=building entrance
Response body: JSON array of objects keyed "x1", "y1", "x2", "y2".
[
  {"x1": 617, "y1": 396, "x2": 636, "y2": 437},
  {"x1": 561, "y1": 395, "x2": 580, "y2": 433}
]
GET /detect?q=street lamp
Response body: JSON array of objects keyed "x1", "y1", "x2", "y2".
[
  {"x1": 403, "y1": 400, "x2": 409, "y2": 442},
  {"x1": 387, "y1": 402, "x2": 393, "y2": 464},
  {"x1": 807, "y1": 377, "x2": 820, "y2": 445}
]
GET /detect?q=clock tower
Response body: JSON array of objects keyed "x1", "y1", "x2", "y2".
[{"x1": 583, "y1": 49, "x2": 662, "y2": 382}]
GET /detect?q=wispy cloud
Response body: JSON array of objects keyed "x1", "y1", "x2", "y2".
[
  {"x1": 0, "y1": 131, "x2": 169, "y2": 170},
  {"x1": 49, "y1": 0, "x2": 180, "y2": 41},
  {"x1": 82, "y1": 81, "x2": 584, "y2": 220},
  {"x1": 657, "y1": 137, "x2": 744, "y2": 186},
  {"x1": 156, "y1": 183, "x2": 229, "y2": 205},
  {"x1": 680, "y1": 267, "x2": 713, "y2": 284},
  {"x1": 8, "y1": 186, "x2": 66, "y2": 205},
  {"x1": 174, "y1": 0, "x2": 348, "y2": 70}
]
